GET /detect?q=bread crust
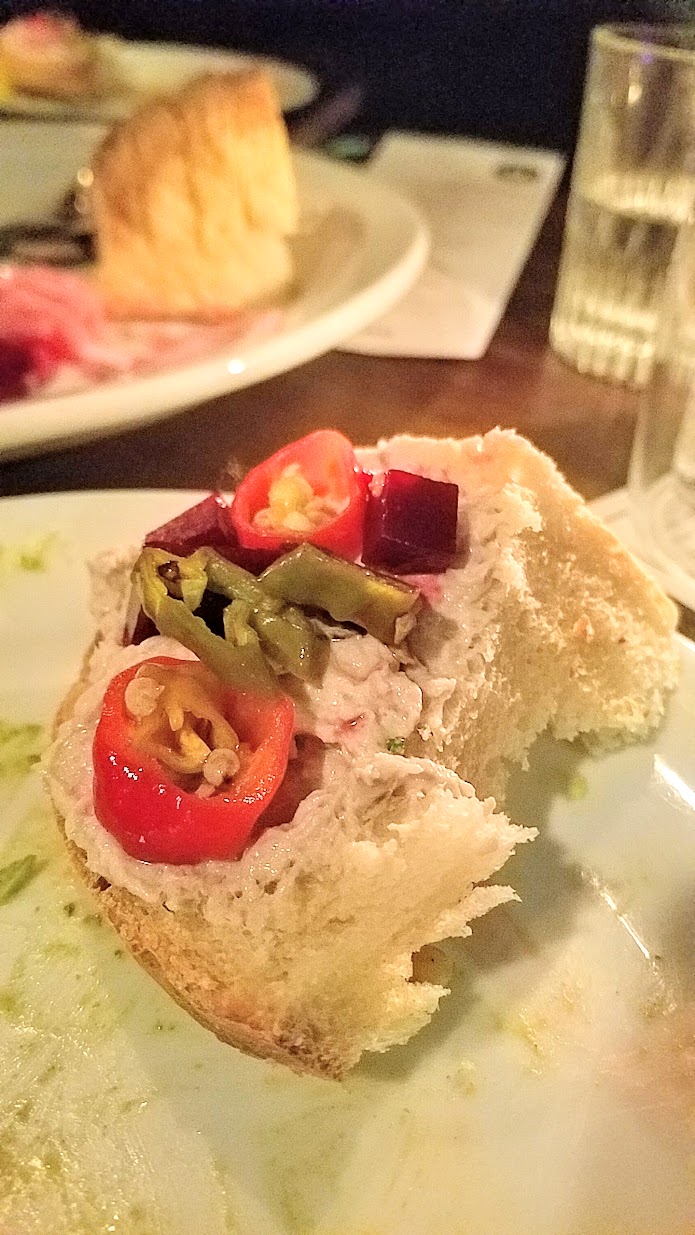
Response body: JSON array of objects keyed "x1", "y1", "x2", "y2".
[{"x1": 53, "y1": 654, "x2": 346, "y2": 1079}]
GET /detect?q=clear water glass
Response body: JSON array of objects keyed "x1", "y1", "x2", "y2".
[
  {"x1": 629, "y1": 214, "x2": 695, "y2": 609},
  {"x1": 550, "y1": 24, "x2": 695, "y2": 387}
]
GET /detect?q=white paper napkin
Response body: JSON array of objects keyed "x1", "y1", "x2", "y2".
[
  {"x1": 590, "y1": 488, "x2": 695, "y2": 612},
  {"x1": 342, "y1": 132, "x2": 565, "y2": 360}
]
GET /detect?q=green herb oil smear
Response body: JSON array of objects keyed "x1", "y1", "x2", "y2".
[
  {"x1": 0, "y1": 855, "x2": 41, "y2": 906},
  {"x1": 0, "y1": 720, "x2": 44, "y2": 779}
]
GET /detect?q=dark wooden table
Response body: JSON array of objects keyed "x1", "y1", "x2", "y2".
[{"x1": 2, "y1": 195, "x2": 641, "y2": 502}]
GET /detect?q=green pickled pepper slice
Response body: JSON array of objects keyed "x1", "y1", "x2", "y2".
[
  {"x1": 197, "y1": 549, "x2": 271, "y2": 610},
  {"x1": 133, "y1": 542, "x2": 417, "y2": 694},
  {"x1": 199, "y1": 549, "x2": 322, "y2": 680},
  {"x1": 252, "y1": 607, "x2": 327, "y2": 680},
  {"x1": 222, "y1": 598, "x2": 256, "y2": 647},
  {"x1": 259, "y1": 545, "x2": 420, "y2": 644},
  {"x1": 134, "y1": 550, "x2": 278, "y2": 696},
  {"x1": 133, "y1": 547, "x2": 324, "y2": 690},
  {"x1": 148, "y1": 547, "x2": 208, "y2": 612}
]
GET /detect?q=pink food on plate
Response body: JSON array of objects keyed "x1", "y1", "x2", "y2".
[{"x1": 0, "y1": 265, "x2": 281, "y2": 405}]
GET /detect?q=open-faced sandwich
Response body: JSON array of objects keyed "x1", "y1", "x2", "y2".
[{"x1": 45, "y1": 430, "x2": 678, "y2": 1078}]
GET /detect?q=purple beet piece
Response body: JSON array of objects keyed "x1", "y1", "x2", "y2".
[
  {"x1": 144, "y1": 493, "x2": 234, "y2": 557},
  {"x1": 125, "y1": 493, "x2": 277, "y2": 646},
  {"x1": 0, "y1": 339, "x2": 33, "y2": 403},
  {"x1": 144, "y1": 493, "x2": 273, "y2": 573},
  {"x1": 362, "y1": 470, "x2": 461, "y2": 574}
]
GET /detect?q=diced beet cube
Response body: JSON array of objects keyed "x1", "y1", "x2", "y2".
[
  {"x1": 144, "y1": 493, "x2": 234, "y2": 557},
  {"x1": 143, "y1": 493, "x2": 274, "y2": 573},
  {"x1": 126, "y1": 493, "x2": 283, "y2": 646},
  {"x1": 0, "y1": 339, "x2": 33, "y2": 402},
  {"x1": 362, "y1": 470, "x2": 461, "y2": 575}
]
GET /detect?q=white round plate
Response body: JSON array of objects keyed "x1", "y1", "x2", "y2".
[
  {"x1": 1, "y1": 488, "x2": 694, "y2": 1235},
  {"x1": 0, "y1": 124, "x2": 428, "y2": 460},
  {"x1": 0, "y1": 36, "x2": 318, "y2": 119}
]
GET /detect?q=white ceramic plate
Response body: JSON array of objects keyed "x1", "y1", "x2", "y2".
[
  {"x1": 0, "y1": 124, "x2": 428, "y2": 461},
  {"x1": 0, "y1": 37, "x2": 318, "y2": 119},
  {"x1": 1, "y1": 488, "x2": 694, "y2": 1235}
]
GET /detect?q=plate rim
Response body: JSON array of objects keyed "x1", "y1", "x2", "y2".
[
  {"x1": 0, "y1": 37, "x2": 319, "y2": 118},
  {"x1": 0, "y1": 150, "x2": 430, "y2": 461},
  {"x1": 2, "y1": 484, "x2": 694, "y2": 1231}
]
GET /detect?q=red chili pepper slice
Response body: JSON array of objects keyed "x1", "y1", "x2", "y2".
[
  {"x1": 230, "y1": 430, "x2": 367, "y2": 562},
  {"x1": 92, "y1": 657, "x2": 295, "y2": 865}
]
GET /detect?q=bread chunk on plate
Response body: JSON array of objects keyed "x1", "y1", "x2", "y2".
[
  {"x1": 91, "y1": 69, "x2": 298, "y2": 320},
  {"x1": 361, "y1": 432, "x2": 677, "y2": 800}
]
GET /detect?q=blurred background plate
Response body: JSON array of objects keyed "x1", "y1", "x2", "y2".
[
  {"x1": 0, "y1": 121, "x2": 428, "y2": 461},
  {"x1": 0, "y1": 489, "x2": 693, "y2": 1234},
  {"x1": 0, "y1": 36, "x2": 318, "y2": 120}
]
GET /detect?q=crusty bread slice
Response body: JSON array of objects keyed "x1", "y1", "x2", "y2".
[
  {"x1": 92, "y1": 69, "x2": 298, "y2": 320},
  {"x1": 357, "y1": 431, "x2": 678, "y2": 800},
  {"x1": 46, "y1": 431, "x2": 678, "y2": 1078},
  {"x1": 51, "y1": 666, "x2": 531, "y2": 1078}
]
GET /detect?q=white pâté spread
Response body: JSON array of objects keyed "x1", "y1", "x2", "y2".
[{"x1": 285, "y1": 633, "x2": 423, "y2": 754}]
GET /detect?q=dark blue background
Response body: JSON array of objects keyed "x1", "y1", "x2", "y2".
[{"x1": 0, "y1": 1, "x2": 674, "y2": 150}]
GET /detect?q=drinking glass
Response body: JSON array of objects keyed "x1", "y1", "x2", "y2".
[
  {"x1": 550, "y1": 24, "x2": 695, "y2": 387},
  {"x1": 629, "y1": 213, "x2": 695, "y2": 610}
]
